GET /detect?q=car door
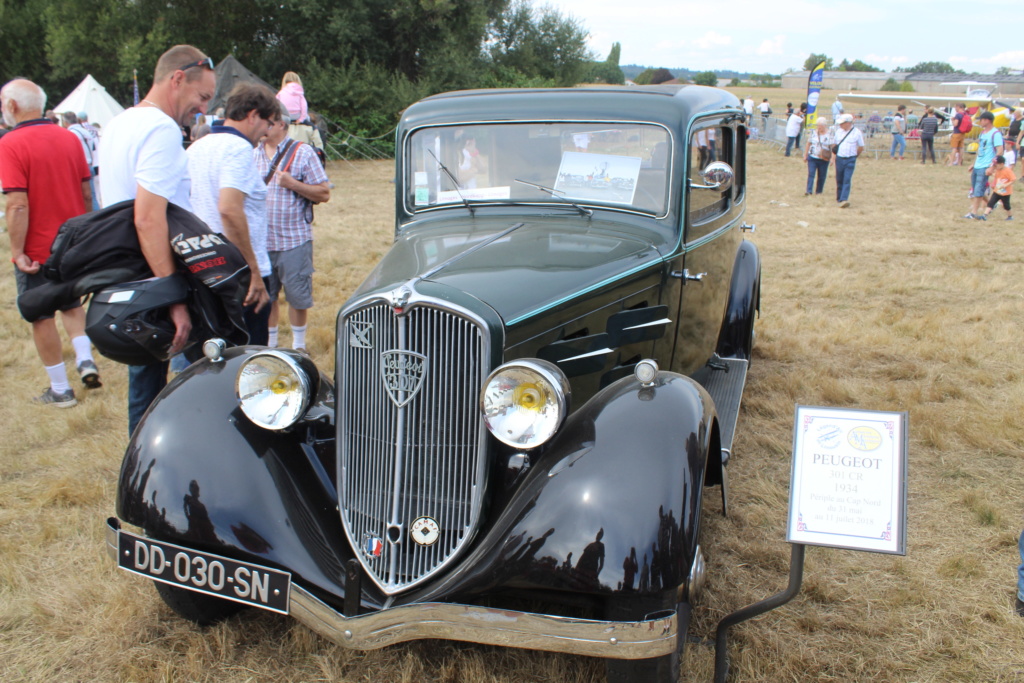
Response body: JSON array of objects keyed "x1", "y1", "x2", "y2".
[{"x1": 670, "y1": 115, "x2": 745, "y2": 376}]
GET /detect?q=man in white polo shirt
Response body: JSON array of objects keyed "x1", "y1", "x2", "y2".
[
  {"x1": 186, "y1": 82, "x2": 276, "y2": 343},
  {"x1": 833, "y1": 113, "x2": 865, "y2": 208}
]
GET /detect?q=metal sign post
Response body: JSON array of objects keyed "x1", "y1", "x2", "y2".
[{"x1": 714, "y1": 405, "x2": 908, "y2": 681}]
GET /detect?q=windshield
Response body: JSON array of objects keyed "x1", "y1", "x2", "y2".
[{"x1": 404, "y1": 122, "x2": 672, "y2": 216}]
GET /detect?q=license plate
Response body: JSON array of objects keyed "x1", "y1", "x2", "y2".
[{"x1": 116, "y1": 530, "x2": 291, "y2": 614}]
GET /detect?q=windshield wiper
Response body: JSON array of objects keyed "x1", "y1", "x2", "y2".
[
  {"x1": 514, "y1": 179, "x2": 593, "y2": 217},
  {"x1": 427, "y1": 149, "x2": 474, "y2": 216}
]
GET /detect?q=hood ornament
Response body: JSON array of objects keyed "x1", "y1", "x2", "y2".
[{"x1": 388, "y1": 286, "x2": 412, "y2": 315}]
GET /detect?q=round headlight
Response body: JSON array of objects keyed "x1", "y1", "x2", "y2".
[
  {"x1": 480, "y1": 359, "x2": 569, "y2": 449},
  {"x1": 236, "y1": 351, "x2": 312, "y2": 430}
]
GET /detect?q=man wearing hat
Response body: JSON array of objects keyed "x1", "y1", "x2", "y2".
[
  {"x1": 833, "y1": 113, "x2": 865, "y2": 208},
  {"x1": 964, "y1": 111, "x2": 1004, "y2": 220}
]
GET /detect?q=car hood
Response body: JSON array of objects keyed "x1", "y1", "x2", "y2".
[{"x1": 352, "y1": 216, "x2": 669, "y2": 325}]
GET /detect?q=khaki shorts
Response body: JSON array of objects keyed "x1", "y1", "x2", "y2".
[{"x1": 950, "y1": 132, "x2": 965, "y2": 149}]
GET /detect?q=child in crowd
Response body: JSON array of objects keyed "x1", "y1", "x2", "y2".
[{"x1": 980, "y1": 155, "x2": 1015, "y2": 221}]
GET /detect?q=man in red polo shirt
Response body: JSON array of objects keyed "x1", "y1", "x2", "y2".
[{"x1": 1, "y1": 78, "x2": 100, "y2": 407}]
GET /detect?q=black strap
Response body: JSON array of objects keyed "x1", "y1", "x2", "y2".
[{"x1": 263, "y1": 139, "x2": 297, "y2": 185}]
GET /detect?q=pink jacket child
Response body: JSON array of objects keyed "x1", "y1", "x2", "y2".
[{"x1": 276, "y1": 81, "x2": 308, "y2": 124}]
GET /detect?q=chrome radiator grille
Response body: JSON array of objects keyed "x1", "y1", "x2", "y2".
[{"x1": 338, "y1": 300, "x2": 488, "y2": 594}]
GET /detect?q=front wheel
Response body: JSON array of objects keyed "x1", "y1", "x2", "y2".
[{"x1": 154, "y1": 581, "x2": 245, "y2": 626}]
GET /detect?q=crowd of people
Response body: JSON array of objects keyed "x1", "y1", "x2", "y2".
[
  {"x1": 748, "y1": 94, "x2": 1023, "y2": 212},
  {"x1": 0, "y1": 45, "x2": 330, "y2": 427}
]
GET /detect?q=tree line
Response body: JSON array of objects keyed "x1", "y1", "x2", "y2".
[{"x1": 0, "y1": 0, "x2": 625, "y2": 138}]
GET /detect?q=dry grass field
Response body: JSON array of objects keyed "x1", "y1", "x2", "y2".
[{"x1": 3, "y1": 139, "x2": 1024, "y2": 682}]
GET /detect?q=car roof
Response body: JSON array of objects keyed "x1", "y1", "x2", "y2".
[{"x1": 400, "y1": 86, "x2": 742, "y2": 132}]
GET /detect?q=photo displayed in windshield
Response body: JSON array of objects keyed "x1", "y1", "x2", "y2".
[{"x1": 406, "y1": 122, "x2": 672, "y2": 216}]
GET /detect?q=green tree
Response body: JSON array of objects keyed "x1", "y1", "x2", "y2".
[
  {"x1": 0, "y1": 0, "x2": 52, "y2": 88},
  {"x1": 693, "y1": 71, "x2": 717, "y2": 86},
  {"x1": 729, "y1": 77, "x2": 741, "y2": 86},
  {"x1": 899, "y1": 80, "x2": 914, "y2": 92},
  {"x1": 803, "y1": 53, "x2": 833, "y2": 71},
  {"x1": 584, "y1": 41, "x2": 624, "y2": 84},
  {"x1": 634, "y1": 68, "x2": 655, "y2": 85},
  {"x1": 487, "y1": 0, "x2": 591, "y2": 86},
  {"x1": 846, "y1": 59, "x2": 881, "y2": 72},
  {"x1": 906, "y1": 61, "x2": 962, "y2": 74},
  {"x1": 880, "y1": 78, "x2": 901, "y2": 92},
  {"x1": 995, "y1": 66, "x2": 1014, "y2": 76}
]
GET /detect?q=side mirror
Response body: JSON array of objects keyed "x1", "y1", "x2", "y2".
[{"x1": 690, "y1": 161, "x2": 734, "y2": 192}]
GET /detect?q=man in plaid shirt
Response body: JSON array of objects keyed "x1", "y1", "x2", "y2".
[{"x1": 255, "y1": 103, "x2": 330, "y2": 351}]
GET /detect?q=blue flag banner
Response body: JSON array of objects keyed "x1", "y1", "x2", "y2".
[
  {"x1": 133, "y1": 69, "x2": 139, "y2": 106},
  {"x1": 805, "y1": 61, "x2": 826, "y2": 129}
]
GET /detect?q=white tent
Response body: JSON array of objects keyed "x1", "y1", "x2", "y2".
[{"x1": 54, "y1": 74, "x2": 125, "y2": 129}]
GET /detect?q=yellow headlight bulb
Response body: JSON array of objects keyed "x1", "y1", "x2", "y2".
[
  {"x1": 514, "y1": 382, "x2": 544, "y2": 411},
  {"x1": 271, "y1": 376, "x2": 292, "y2": 394}
]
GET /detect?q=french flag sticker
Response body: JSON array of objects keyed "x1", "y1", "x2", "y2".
[{"x1": 364, "y1": 534, "x2": 384, "y2": 558}]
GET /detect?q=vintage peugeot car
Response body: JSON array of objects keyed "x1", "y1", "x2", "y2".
[{"x1": 105, "y1": 85, "x2": 760, "y2": 682}]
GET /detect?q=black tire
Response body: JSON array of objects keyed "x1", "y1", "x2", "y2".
[
  {"x1": 154, "y1": 581, "x2": 246, "y2": 626},
  {"x1": 604, "y1": 596, "x2": 684, "y2": 683},
  {"x1": 605, "y1": 651, "x2": 680, "y2": 683}
]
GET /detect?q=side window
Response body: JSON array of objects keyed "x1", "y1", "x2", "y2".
[{"x1": 687, "y1": 121, "x2": 732, "y2": 236}]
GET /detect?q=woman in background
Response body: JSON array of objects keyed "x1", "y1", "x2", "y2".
[
  {"x1": 276, "y1": 71, "x2": 308, "y2": 124},
  {"x1": 803, "y1": 117, "x2": 833, "y2": 196},
  {"x1": 919, "y1": 107, "x2": 939, "y2": 164}
]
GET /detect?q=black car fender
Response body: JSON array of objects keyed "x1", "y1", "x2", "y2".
[
  {"x1": 411, "y1": 371, "x2": 718, "y2": 605},
  {"x1": 715, "y1": 239, "x2": 761, "y2": 360},
  {"x1": 116, "y1": 347, "x2": 355, "y2": 604}
]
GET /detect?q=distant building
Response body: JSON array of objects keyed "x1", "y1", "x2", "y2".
[{"x1": 781, "y1": 71, "x2": 1024, "y2": 96}]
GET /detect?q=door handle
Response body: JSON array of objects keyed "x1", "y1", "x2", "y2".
[{"x1": 670, "y1": 269, "x2": 706, "y2": 281}]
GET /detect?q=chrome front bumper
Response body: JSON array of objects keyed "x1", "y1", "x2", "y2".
[{"x1": 106, "y1": 519, "x2": 678, "y2": 659}]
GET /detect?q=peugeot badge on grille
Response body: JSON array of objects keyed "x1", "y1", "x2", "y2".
[{"x1": 381, "y1": 350, "x2": 427, "y2": 407}]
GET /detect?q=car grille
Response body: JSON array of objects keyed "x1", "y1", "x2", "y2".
[{"x1": 338, "y1": 300, "x2": 489, "y2": 594}]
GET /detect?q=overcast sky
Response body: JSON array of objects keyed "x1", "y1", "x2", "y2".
[{"x1": 547, "y1": 0, "x2": 1024, "y2": 75}]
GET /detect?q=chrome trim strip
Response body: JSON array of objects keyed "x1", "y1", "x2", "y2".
[
  {"x1": 106, "y1": 519, "x2": 677, "y2": 659},
  {"x1": 556, "y1": 347, "x2": 615, "y2": 363},
  {"x1": 622, "y1": 318, "x2": 672, "y2": 330}
]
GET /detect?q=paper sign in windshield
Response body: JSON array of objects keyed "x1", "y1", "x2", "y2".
[
  {"x1": 435, "y1": 186, "x2": 511, "y2": 204},
  {"x1": 554, "y1": 152, "x2": 642, "y2": 205},
  {"x1": 787, "y1": 406, "x2": 907, "y2": 555}
]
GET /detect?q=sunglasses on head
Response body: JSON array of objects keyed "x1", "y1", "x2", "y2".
[{"x1": 179, "y1": 57, "x2": 215, "y2": 72}]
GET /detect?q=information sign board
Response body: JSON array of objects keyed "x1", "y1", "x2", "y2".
[{"x1": 787, "y1": 405, "x2": 907, "y2": 554}]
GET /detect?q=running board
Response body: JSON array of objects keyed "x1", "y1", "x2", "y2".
[{"x1": 691, "y1": 356, "x2": 749, "y2": 517}]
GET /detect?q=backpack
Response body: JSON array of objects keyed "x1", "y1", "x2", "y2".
[{"x1": 959, "y1": 113, "x2": 974, "y2": 133}]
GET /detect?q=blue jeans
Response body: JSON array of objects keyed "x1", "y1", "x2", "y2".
[
  {"x1": 785, "y1": 136, "x2": 798, "y2": 156},
  {"x1": 806, "y1": 157, "x2": 829, "y2": 194},
  {"x1": 890, "y1": 134, "x2": 906, "y2": 157},
  {"x1": 835, "y1": 156, "x2": 857, "y2": 202},
  {"x1": 128, "y1": 361, "x2": 169, "y2": 436},
  {"x1": 1017, "y1": 530, "x2": 1024, "y2": 601}
]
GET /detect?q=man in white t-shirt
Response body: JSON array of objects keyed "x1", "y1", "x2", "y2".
[
  {"x1": 187, "y1": 82, "x2": 275, "y2": 343},
  {"x1": 97, "y1": 44, "x2": 215, "y2": 435},
  {"x1": 743, "y1": 96, "x2": 754, "y2": 123}
]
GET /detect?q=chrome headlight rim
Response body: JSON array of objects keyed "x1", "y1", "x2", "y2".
[
  {"x1": 480, "y1": 358, "x2": 570, "y2": 450},
  {"x1": 235, "y1": 349, "x2": 313, "y2": 431}
]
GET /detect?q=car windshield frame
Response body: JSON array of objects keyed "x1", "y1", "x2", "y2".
[{"x1": 401, "y1": 119, "x2": 675, "y2": 220}]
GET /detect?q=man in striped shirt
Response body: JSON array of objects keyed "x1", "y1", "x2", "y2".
[{"x1": 255, "y1": 104, "x2": 330, "y2": 351}]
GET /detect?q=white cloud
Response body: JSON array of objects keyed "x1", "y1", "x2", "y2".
[
  {"x1": 756, "y1": 35, "x2": 786, "y2": 56},
  {"x1": 694, "y1": 31, "x2": 733, "y2": 50}
]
